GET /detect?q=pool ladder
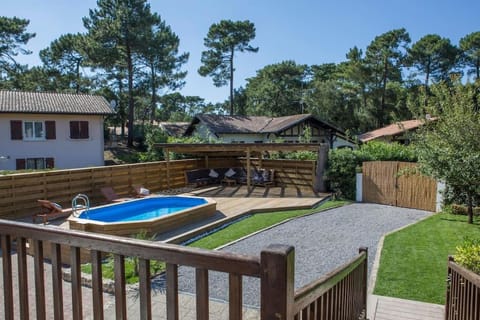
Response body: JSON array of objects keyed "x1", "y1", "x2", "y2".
[{"x1": 72, "y1": 194, "x2": 90, "y2": 217}]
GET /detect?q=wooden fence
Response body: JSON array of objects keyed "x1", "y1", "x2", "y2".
[
  {"x1": 0, "y1": 219, "x2": 367, "y2": 320},
  {"x1": 0, "y1": 159, "x2": 201, "y2": 219},
  {"x1": 0, "y1": 158, "x2": 317, "y2": 219},
  {"x1": 362, "y1": 161, "x2": 437, "y2": 212},
  {"x1": 445, "y1": 256, "x2": 480, "y2": 320}
]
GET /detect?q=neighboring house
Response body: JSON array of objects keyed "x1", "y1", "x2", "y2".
[
  {"x1": 159, "y1": 122, "x2": 190, "y2": 138},
  {"x1": 0, "y1": 90, "x2": 115, "y2": 171},
  {"x1": 183, "y1": 114, "x2": 356, "y2": 148},
  {"x1": 358, "y1": 118, "x2": 435, "y2": 144}
]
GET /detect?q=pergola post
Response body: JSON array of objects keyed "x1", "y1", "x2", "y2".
[
  {"x1": 246, "y1": 147, "x2": 251, "y2": 191},
  {"x1": 166, "y1": 148, "x2": 170, "y2": 190},
  {"x1": 314, "y1": 144, "x2": 329, "y2": 192}
]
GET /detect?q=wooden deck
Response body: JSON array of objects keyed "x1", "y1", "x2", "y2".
[
  {"x1": 369, "y1": 295, "x2": 444, "y2": 320},
  {"x1": 158, "y1": 185, "x2": 329, "y2": 243}
]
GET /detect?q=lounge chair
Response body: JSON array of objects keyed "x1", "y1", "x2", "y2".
[
  {"x1": 34, "y1": 199, "x2": 73, "y2": 224},
  {"x1": 100, "y1": 187, "x2": 134, "y2": 203}
]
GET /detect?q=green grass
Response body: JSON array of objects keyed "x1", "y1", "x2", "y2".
[
  {"x1": 374, "y1": 213, "x2": 480, "y2": 304},
  {"x1": 188, "y1": 200, "x2": 349, "y2": 250},
  {"x1": 81, "y1": 257, "x2": 165, "y2": 284}
]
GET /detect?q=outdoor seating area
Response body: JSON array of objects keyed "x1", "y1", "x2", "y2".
[{"x1": 185, "y1": 167, "x2": 275, "y2": 187}]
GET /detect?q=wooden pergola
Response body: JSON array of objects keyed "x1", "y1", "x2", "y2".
[{"x1": 154, "y1": 143, "x2": 327, "y2": 190}]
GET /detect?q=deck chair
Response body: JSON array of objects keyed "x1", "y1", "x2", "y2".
[
  {"x1": 100, "y1": 187, "x2": 134, "y2": 203},
  {"x1": 34, "y1": 199, "x2": 73, "y2": 224}
]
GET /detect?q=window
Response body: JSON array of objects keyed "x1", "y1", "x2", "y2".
[
  {"x1": 10, "y1": 120, "x2": 56, "y2": 140},
  {"x1": 23, "y1": 121, "x2": 44, "y2": 140},
  {"x1": 70, "y1": 121, "x2": 89, "y2": 139},
  {"x1": 16, "y1": 157, "x2": 54, "y2": 170}
]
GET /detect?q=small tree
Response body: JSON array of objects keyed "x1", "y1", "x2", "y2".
[{"x1": 415, "y1": 80, "x2": 480, "y2": 224}]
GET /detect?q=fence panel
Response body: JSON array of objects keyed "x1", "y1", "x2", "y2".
[
  {"x1": 363, "y1": 161, "x2": 397, "y2": 206},
  {"x1": 396, "y1": 162, "x2": 437, "y2": 212}
]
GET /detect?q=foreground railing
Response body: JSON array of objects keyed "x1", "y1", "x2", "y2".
[
  {"x1": 445, "y1": 256, "x2": 480, "y2": 320},
  {"x1": 293, "y1": 248, "x2": 368, "y2": 320},
  {"x1": 0, "y1": 220, "x2": 367, "y2": 319}
]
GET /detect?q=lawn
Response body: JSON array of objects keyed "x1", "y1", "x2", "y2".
[
  {"x1": 373, "y1": 213, "x2": 480, "y2": 305},
  {"x1": 188, "y1": 200, "x2": 349, "y2": 250}
]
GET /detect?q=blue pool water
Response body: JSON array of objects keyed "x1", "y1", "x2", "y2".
[{"x1": 78, "y1": 196, "x2": 207, "y2": 223}]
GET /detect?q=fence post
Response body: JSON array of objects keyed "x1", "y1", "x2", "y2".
[
  {"x1": 260, "y1": 244, "x2": 295, "y2": 320},
  {"x1": 359, "y1": 247, "x2": 368, "y2": 319},
  {"x1": 445, "y1": 256, "x2": 454, "y2": 320}
]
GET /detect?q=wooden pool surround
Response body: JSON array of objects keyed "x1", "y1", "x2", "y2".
[{"x1": 68, "y1": 196, "x2": 217, "y2": 237}]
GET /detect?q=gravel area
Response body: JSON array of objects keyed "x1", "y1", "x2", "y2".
[{"x1": 167, "y1": 203, "x2": 432, "y2": 307}]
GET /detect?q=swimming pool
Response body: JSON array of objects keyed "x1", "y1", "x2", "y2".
[{"x1": 68, "y1": 196, "x2": 217, "y2": 236}]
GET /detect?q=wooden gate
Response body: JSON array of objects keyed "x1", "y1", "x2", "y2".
[{"x1": 362, "y1": 161, "x2": 437, "y2": 212}]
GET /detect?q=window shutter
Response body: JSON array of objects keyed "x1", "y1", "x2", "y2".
[
  {"x1": 16, "y1": 159, "x2": 26, "y2": 170},
  {"x1": 70, "y1": 121, "x2": 79, "y2": 139},
  {"x1": 80, "y1": 121, "x2": 89, "y2": 139},
  {"x1": 45, "y1": 157, "x2": 55, "y2": 169},
  {"x1": 10, "y1": 120, "x2": 23, "y2": 140},
  {"x1": 45, "y1": 121, "x2": 56, "y2": 140}
]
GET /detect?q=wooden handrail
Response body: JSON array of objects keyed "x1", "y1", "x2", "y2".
[
  {"x1": 0, "y1": 220, "x2": 261, "y2": 276},
  {"x1": 447, "y1": 260, "x2": 480, "y2": 287},
  {"x1": 293, "y1": 250, "x2": 367, "y2": 314}
]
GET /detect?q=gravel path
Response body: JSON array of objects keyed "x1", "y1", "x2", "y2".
[{"x1": 169, "y1": 203, "x2": 432, "y2": 307}]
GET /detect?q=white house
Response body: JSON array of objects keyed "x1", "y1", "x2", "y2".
[
  {"x1": 183, "y1": 113, "x2": 356, "y2": 149},
  {"x1": 0, "y1": 90, "x2": 115, "y2": 170}
]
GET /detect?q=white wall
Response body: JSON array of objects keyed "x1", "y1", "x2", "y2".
[{"x1": 0, "y1": 113, "x2": 105, "y2": 170}]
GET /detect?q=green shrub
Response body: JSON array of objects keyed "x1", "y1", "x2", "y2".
[
  {"x1": 325, "y1": 148, "x2": 361, "y2": 199},
  {"x1": 449, "y1": 204, "x2": 480, "y2": 216},
  {"x1": 455, "y1": 237, "x2": 480, "y2": 274}
]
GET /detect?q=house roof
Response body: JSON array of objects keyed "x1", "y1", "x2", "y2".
[
  {"x1": 159, "y1": 122, "x2": 190, "y2": 137},
  {"x1": 358, "y1": 119, "x2": 433, "y2": 143},
  {"x1": 185, "y1": 113, "x2": 345, "y2": 136},
  {"x1": 0, "y1": 90, "x2": 115, "y2": 115}
]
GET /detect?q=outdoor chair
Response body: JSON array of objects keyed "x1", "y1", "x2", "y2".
[
  {"x1": 100, "y1": 187, "x2": 134, "y2": 203},
  {"x1": 34, "y1": 199, "x2": 73, "y2": 224}
]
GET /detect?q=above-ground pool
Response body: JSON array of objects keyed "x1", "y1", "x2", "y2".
[{"x1": 68, "y1": 196, "x2": 216, "y2": 236}]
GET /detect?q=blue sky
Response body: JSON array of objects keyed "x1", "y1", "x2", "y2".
[{"x1": 3, "y1": 0, "x2": 480, "y2": 103}]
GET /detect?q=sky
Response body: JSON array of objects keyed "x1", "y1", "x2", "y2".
[{"x1": 3, "y1": 0, "x2": 480, "y2": 104}]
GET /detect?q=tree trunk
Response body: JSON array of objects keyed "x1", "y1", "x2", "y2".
[
  {"x1": 229, "y1": 46, "x2": 234, "y2": 116},
  {"x1": 75, "y1": 60, "x2": 81, "y2": 94},
  {"x1": 150, "y1": 63, "x2": 157, "y2": 123},
  {"x1": 380, "y1": 57, "x2": 388, "y2": 127},
  {"x1": 467, "y1": 193, "x2": 474, "y2": 224},
  {"x1": 127, "y1": 44, "x2": 135, "y2": 148}
]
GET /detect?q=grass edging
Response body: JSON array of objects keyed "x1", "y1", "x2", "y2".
[{"x1": 189, "y1": 198, "x2": 350, "y2": 251}]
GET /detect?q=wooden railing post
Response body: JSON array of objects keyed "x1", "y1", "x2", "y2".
[
  {"x1": 260, "y1": 244, "x2": 295, "y2": 320},
  {"x1": 359, "y1": 247, "x2": 368, "y2": 319},
  {"x1": 445, "y1": 256, "x2": 454, "y2": 320}
]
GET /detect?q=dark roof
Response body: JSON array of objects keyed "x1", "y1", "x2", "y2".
[
  {"x1": 358, "y1": 119, "x2": 435, "y2": 142},
  {"x1": 159, "y1": 122, "x2": 190, "y2": 137},
  {"x1": 185, "y1": 113, "x2": 345, "y2": 135},
  {"x1": 0, "y1": 90, "x2": 115, "y2": 115}
]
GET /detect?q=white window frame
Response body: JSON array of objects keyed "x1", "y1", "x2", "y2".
[
  {"x1": 26, "y1": 158, "x2": 46, "y2": 170},
  {"x1": 23, "y1": 121, "x2": 45, "y2": 141}
]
